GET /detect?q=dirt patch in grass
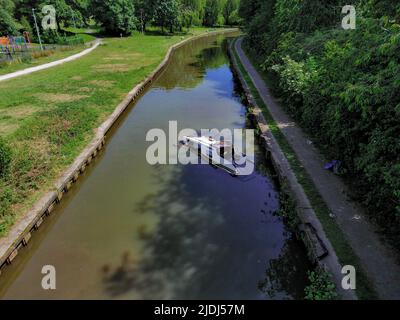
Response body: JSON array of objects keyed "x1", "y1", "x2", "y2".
[
  {"x1": 0, "y1": 123, "x2": 19, "y2": 135},
  {"x1": 35, "y1": 93, "x2": 89, "y2": 103},
  {"x1": 89, "y1": 80, "x2": 116, "y2": 88},
  {"x1": 79, "y1": 87, "x2": 92, "y2": 92},
  {"x1": 92, "y1": 64, "x2": 131, "y2": 72},
  {"x1": 31, "y1": 137, "x2": 52, "y2": 157},
  {"x1": 0, "y1": 105, "x2": 38, "y2": 119},
  {"x1": 71, "y1": 76, "x2": 83, "y2": 81},
  {"x1": 102, "y1": 53, "x2": 143, "y2": 61}
]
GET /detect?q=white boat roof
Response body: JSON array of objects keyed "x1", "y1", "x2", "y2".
[{"x1": 185, "y1": 136, "x2": 232, "y2": 149}]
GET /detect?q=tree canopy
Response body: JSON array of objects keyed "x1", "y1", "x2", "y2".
[
  {"x1": 0, "y1": 0, "x2": 240, "y2": 36},
  {"x1": 91, "y1": 0, "x2": 137, "y2": 35},
  {"x1": 240, "y1": 0, "x2": 400, "y2": 246}
]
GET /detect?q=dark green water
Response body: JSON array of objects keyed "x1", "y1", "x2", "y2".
[{"x1": 0, "y1": 34, "x2": 310, "y2": 300}]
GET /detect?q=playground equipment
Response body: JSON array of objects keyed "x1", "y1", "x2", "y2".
[{"x1": 0, "y1": 33, "x2": 32, "y2": 60}]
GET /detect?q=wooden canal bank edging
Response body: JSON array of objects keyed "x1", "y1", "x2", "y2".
[
  {"x1": 228, "y1": 38, "x2": 357, "y2": 300},
  {"x1": 0, "y1": 28, "x2": 239, "y2": 276}
]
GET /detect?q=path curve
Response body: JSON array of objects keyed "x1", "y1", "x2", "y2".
[
  {"x1": 235, "y1": 37, "x2": 400, "y2": 299},
  {"x1": 0, "y1": 39, "x2": 101, "y2": 82}
]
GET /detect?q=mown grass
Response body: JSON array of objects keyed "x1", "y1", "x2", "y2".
[
  {"x1": 0, "y1": 27, "x2": 217, "y2": 236},
  {"x1": 61, "y1": 26, "x2": 99, "y2": 43},
  {"x1": 231, "y1": 38, "x2": 378, "y2": 300}
]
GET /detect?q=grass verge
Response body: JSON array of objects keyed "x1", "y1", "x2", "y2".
[{"x1": 231, "y1": 38, "x2": 377, "y2": 300}]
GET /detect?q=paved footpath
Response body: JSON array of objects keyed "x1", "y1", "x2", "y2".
[
  {"x1": 235, "y1": 37, "x2": 400, "y2": 299},
  {"x1": 0, "y1": 39, "x2": 101, "y2": 83}
]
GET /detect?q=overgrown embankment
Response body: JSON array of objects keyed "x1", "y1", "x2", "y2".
[{"x1": 239, "y1": 0, "x2": 400, "y2": 250}]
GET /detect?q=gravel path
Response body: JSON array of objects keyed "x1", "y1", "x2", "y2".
[
  {"x1": 0, "y1": 39, "x2": 101, "y2": 83},
  {"x1": 235, "y1": 37, "x2": 400, "y2": 299}
]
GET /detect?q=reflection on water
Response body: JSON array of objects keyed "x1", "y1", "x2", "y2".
[{"x1": 0, "y1": 34, "x2": 310, "y2": 300}]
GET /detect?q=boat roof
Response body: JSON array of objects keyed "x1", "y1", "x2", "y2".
[{"x1": 185, "y1": 136, "x2": 232, "y2": 149}]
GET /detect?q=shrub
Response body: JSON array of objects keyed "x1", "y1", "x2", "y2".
[
  {"x1": 305, "y1": 269, "x2": 338, "y2": 300},
  {"x1": 240, "y1": 1, "x2": 400, "y2": 247}
]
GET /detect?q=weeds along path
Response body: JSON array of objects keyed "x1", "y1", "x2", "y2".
[
  {"x1": 0, "y1": 39, "x2": 101, "y2": 82},
  {"x1": 235, "y1": 37, "x2": 400, "y2": 299}
]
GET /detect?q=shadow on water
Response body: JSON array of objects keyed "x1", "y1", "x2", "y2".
[
  {"x1": 101, "y1": 146, "x2": 309, "y2": 299},
  {"x1": 258, "y1": 236, "x2": 311, "y2": 300}
]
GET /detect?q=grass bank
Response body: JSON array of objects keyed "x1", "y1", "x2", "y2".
[
  {"x1": 231, "y1": 38, "x2": 377, "y2": 300},
  {"x1": 0, "y1": 27, "x2": 219, "y2": 236}
]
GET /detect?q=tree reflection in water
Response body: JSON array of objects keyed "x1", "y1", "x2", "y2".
[
  {"x1": 101, "y1": 157, "x2": 309, "y2": 299},
  {"x1": 258, "y1": 236, "x2": 311, "y2": 300}
]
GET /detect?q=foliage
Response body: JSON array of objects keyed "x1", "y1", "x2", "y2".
[
  {"x1": 133, "y1": 0, "x2": 156, "y2": 32},
  {"x1": 304, "y1": 269, "x2": 338, "y2": 300},
  {"x1": 222, "y1": 0, "x2": 239, "y2": 25},
  {"x1": 1, "y1": 0, "x2": 238, "y2": 37},
  {"x1": 153, "y1": 0, "x2": 180, "y2": 33},
  {"x1": 203, "y1": 0, "x2": 220, "y2": 26},
  {"x1": 91, "y1": 0, "x2": 138, "y2": 35},
  {"x1": 240, "y1": 0, "x2": 400, "y2": 247},
  {"x1": 0, "y1": 0, "x2": 20, "y2": 35},
  {"x1": 276, "y1": 188, "x2": 300, "y2": 230}
]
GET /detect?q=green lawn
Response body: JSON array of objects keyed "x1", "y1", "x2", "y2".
[
  {"x1": 0, "y1": 27, "x2": 218, "y2": 236},
  {"x1": 61, "y1": 26, "x2": 99, "y2": 43}
]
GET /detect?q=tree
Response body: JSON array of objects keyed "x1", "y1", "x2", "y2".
[
  {"x1": 12, "y1": 0, "x2": 84, "y2": 32},
  {"x1": 91, "y1": 0, "x2": 137, "y2": 35},
  {"x1": 203, "y1": 0, "x2": 219, "y2": 26},
  {"x1": 222, "y1": 0, "x2": 238, "y2": 25},
  {"x1": 238, "y1": 0, "x2": 262, "y2": 27},
  {"x1": 180, "y1": 0, "x2": 202, "y2": 28},
  {"x1": 154, "y1": 0, "x2": 180, "y2": 33},
  {"x1": 238, "y1": 0, "x2": 400, "y2": 248},
  {"x1": 133, "y1": 0, "x2": 156, "y2": 33},
  {"x1": 0, "y1": 0, "x2": 20, "y2": 35},
  {"x1": 66, "y1": 0, "x2": 90, "y2": 27}
]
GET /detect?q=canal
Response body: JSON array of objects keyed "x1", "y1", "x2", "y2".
[{"x1": 0, "y1": 34, "x2": 310, "y2": 299}]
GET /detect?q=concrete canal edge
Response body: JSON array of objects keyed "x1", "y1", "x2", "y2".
[
  {"x1": 0, "y1": 28, "x2": 238, "y2": 276},
  {"x1": 228, "y1": 38, "x2": 357, "y2": 300}
]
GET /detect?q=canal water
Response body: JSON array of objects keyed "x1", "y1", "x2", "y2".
[{"x1": 0, "y1": 34, "x2": 310, "y2": 299}]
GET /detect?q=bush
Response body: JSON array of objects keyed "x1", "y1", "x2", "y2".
[
  {"x1": 240, "y1": 0, "x2": 400, "y2": 247},
  {"x1": 305, "y1": 269, "x2": 337, "y2": 300},
  {"x1": 0, "y1": 7, "x2": 20, "y2": 36},
  {"x1": 0, "y1": 137, "x2": 12, "y2": 178},
  {"x1": 40, "y1": 30, "x2": 84, "y2": 46}
]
